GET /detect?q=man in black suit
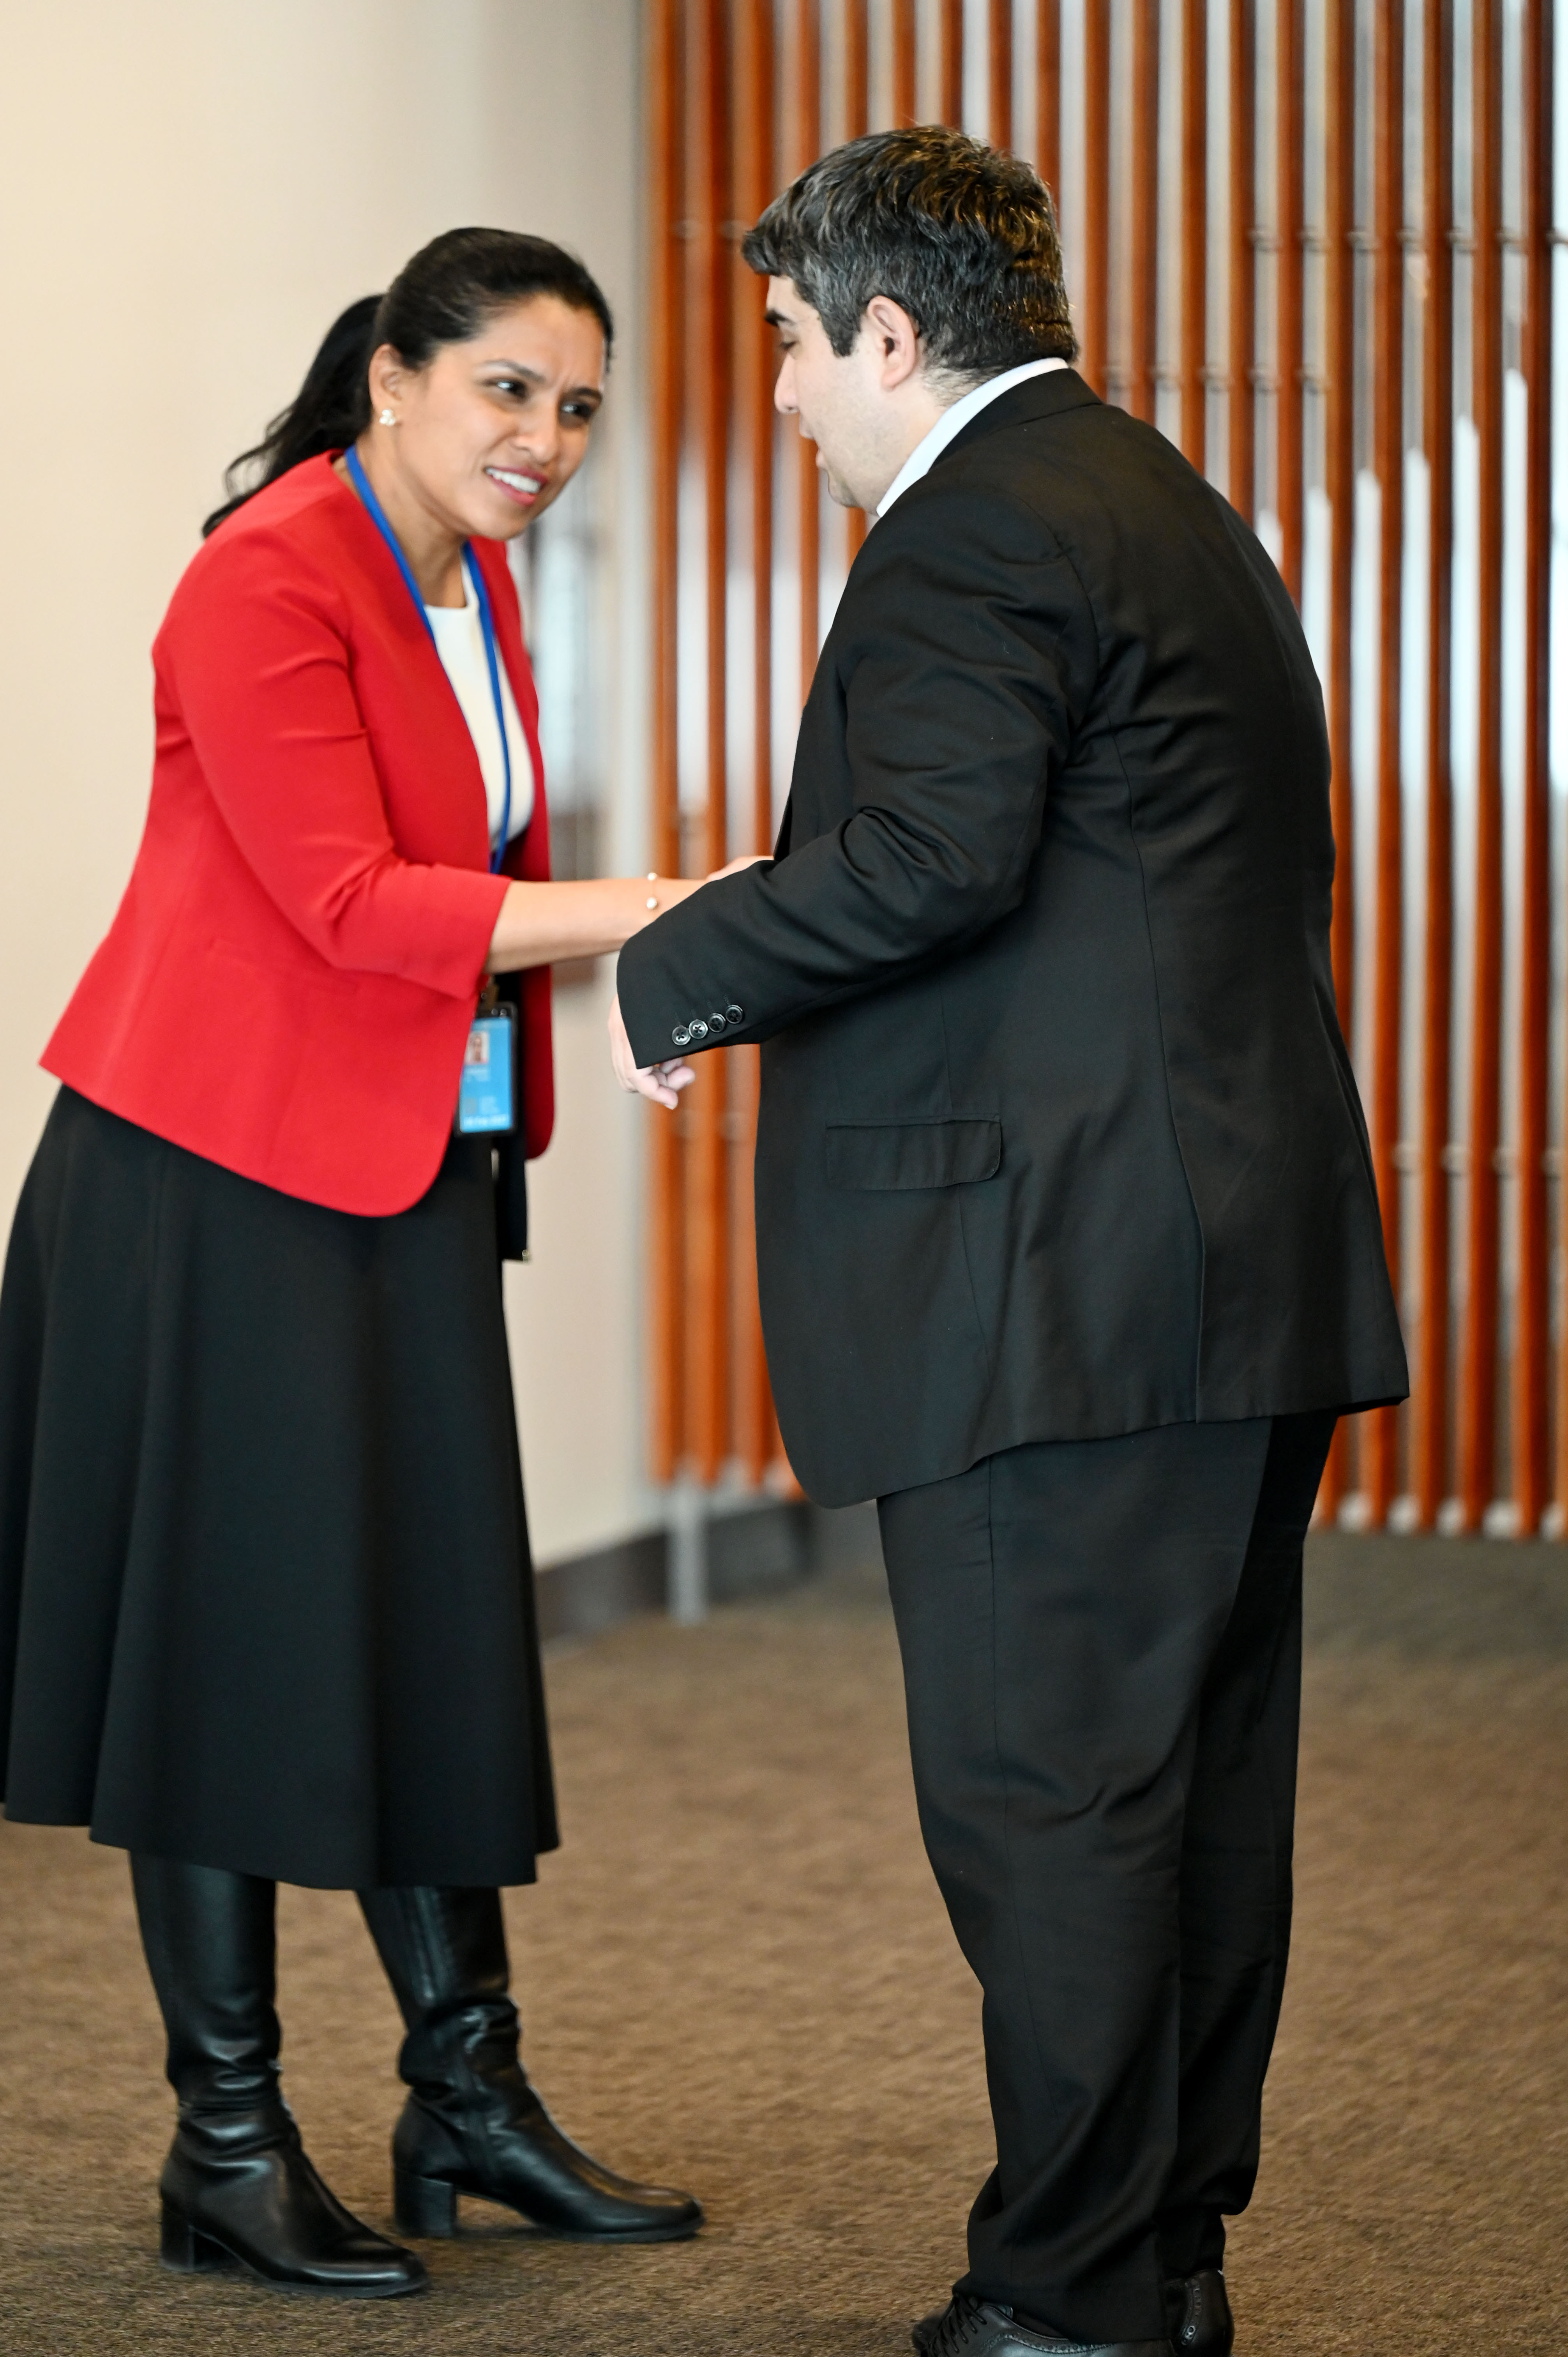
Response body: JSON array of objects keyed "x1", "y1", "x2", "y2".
[{"x1": 611, "y1": 128, "x2": 1406, "y2": 2357}]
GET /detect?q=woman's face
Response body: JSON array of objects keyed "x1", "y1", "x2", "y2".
[{"x1": 371, "y1": 295, "x2": 606, "y2": 541}]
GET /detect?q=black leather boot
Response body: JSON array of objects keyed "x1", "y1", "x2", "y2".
[
  {"x1": 358, "y1": 1884, "x2": 702, "y2": 2242},
  {"x1": 132, "y1": 1855, "x2": 427, "y2": 2297}
]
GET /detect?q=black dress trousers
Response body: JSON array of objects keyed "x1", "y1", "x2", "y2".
[{"x1": 877, "y1": 1410, "x2": 1335, "y2": 2345}]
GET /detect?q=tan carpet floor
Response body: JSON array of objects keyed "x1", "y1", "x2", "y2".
[{"x1": 1, "y1": 1525, "x2": 1565, "y2": 2355}]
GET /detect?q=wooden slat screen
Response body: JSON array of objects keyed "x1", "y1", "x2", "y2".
[{"x1": 645, "y1": 0, "x2": 1563, "y2": 1540}]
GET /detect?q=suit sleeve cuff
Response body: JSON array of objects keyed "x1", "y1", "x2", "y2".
[{"x1": 618, "y1": 933, "x2": 748, "y2": 1068}]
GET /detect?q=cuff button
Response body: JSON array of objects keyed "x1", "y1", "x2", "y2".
[
  {"x1": 672, "y1": 1027, "x2": 692, "y2": 1049},
  {"x1": 726, "y1": 1005, "x2": 744, "y2": 1024},
  {"x1": 708, "y1": 1011, "x2": 727, "y2": 1032},
  {"x1": 689, "y1": 1019, "x2": 709, "y2": 1040}
]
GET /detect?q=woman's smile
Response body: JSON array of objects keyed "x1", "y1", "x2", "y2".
[{"x1": 483, "y1": 461, "x2": 547, "y2": 507}]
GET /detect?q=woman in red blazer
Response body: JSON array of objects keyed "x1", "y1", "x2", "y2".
[{"x1": 0, "y1": 233, "x2": 703, "y2": 2300}]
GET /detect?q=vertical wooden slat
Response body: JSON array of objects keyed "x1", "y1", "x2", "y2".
[
  {"x1": 846, "y1": 0, "x2": 869, "y2": 136},
  {"x1": 1227, "y1": 0, "x2": 1255, "y2": 520},
  {"x1": 797, "y1": 0, "x2": 821, "y2": 700},
  {"x1": 1179, "y1": 0, "x2": 1208, "y2": 467},
  {"x1": 1414, "y1": 0, "x2": 1455, "y2": 1529},
  {"x1": 1554, "y1": 0, "x2": 1568, "y2": 1528},
  {"x1": 1128, "y1": 0, "x2": 1161, "y2": 422},
  {"x1": 941, "y1": 0, "x2": 965, "y2": 125},
  {"x1": 1036, "y1": 0, "x2": 1061, "y2": 194},
  {"x1": 1274, "y1": 0, "x2": 1304, "y2": 604},
  {"x1": 1315, "y1": 0, "x2": 1354, "y2": 1525},
  {"x1": 1081, "y1": 0, "x2": 1111, "y2": 397},
  {"x1": 844, "y1": 0, "x2": 871, "y2": 563},
  {"x1": 1459, "y1": 0, "x2": 1504, "y2": 1528},
  {"x1": 685, "y1": 0, "x2": 732, "y2": 1481},
  {"x1": 990, "y1": 0, "x2": 1014, "y2": 151},
  {"x1": 734, "y1": 0, "x2": 777, "y2": 1484},
  {"x1": 794, "y1": 0, "x2": 821, "y2": 175},
  {"x1": 1517, "y1": 0, "x2": 1554, "y2": 1534},
  {"x1": 648, "y1": 0, "x2": 685, "y2": 1484},
  {"x1": 741, "y1": 3, "x2": 774, "y2": 868},
  {"x1": 1323, "y1": 0, "x2": 1354, "y2": 1030},
  {"x1": 1364, "y1": 0, "x2": 1406, "y2": 1527},
  {"x1": 892, "y1": 0, "x2": 917, "y2": 125}
]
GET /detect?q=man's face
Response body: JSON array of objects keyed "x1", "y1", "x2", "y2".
[{"x1": 765, "y1": 276, "x2": 902, "y2": 512}]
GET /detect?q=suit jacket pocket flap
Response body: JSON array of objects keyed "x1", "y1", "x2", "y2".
[{"x1": 824, "y1": 1118, "x2": 1001, "y2": 1191}]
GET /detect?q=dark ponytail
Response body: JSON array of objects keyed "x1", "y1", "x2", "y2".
[
  {"x1": 203, "y1": 229, "x2": 615, "y2": 539},
  {"x1": 203, "y1": 294, "x2": 381, "y2": 537}
]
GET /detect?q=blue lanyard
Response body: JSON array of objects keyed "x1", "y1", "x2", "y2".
[{"x1": 345, "y1": 444, "x2": 513, "y2": 873}]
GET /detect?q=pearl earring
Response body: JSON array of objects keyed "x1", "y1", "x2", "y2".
[{"x1": 378, "y1": 408, "x2": 397, "y2": 427}]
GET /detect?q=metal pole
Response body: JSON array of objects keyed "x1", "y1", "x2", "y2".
[{"x1": 668, "y1": 1479, "x2": 710, "y2": 1624}]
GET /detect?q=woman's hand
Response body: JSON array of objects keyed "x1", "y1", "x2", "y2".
[
  {"x1": 609, "y1": 996, "x2": 694, "y2": 1109},
  {"x1": 486, "y1": 873, "x2": 704, "y2": 972}
]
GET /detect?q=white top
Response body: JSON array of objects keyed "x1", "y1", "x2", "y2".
[
  {"x1": 876, "y1": 357, "x2": 1070, "y2": 519},
  {"x1": 424, "y1": 561, "x2": 535, "y2": 851}
]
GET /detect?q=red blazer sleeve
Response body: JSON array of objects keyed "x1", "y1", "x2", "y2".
[{"x1": 159, "y1": 525, "x2": 508, "y2": 1000}]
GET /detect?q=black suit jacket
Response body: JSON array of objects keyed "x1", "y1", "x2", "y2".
[{"x1": 618, "y1": 371, "x2": 1407, "y2": 1506}]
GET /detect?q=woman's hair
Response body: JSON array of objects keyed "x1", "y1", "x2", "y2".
[{"x1": 202, "y1": 229, "x2": 615, "y2": 538}]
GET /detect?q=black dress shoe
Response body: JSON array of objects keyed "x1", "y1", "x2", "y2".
[
  {"x1": 915, "y1": 2304, "x2": 941, "y2": 2352},
  {"x1": 913, "y1": 2294, "x2": 1172, "y2": 2356},
  {"x1": 133, "y1": 1855, "x2": 427, "y2": 2298},
  {"x1": 360, "y1": 1885, "x2": 702, "y2": 2244},
  {"x1": 161, "y1": 2111, "x2": 428, "y2": 2298},
  {"x1": 1164, "y1": 2270, "x2": 1233, "y2": 2355}
]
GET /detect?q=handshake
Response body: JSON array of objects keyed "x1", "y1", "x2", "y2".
[{"x1": 606, "y1": 851, "x2": 769, "y2": 1111}]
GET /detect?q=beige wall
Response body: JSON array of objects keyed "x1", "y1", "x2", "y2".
[{"x1": 0, "y1": 0, "x2": 654, "y2": 1565}]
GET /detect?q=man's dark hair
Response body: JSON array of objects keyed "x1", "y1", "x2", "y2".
[{"x1": 742, "y1": 125, "x2": 1076, "y2": 377}]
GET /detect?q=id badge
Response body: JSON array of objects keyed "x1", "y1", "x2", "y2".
[{"x1": 456, "y1": 1006, "x2": 516, "y2": 1134}]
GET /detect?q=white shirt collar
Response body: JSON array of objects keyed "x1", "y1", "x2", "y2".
[{"x1": 875, "y1": 357, "x2": 1069, "y2": 519}]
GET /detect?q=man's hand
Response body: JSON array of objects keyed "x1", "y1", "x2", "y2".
[{"x1": 609, "y1": 995, "x2": 696, "y2": 1110}]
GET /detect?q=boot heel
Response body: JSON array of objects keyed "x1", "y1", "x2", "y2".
[
  {"x1": 160, "y1": 2200, "x2": 229, "y2": 2273},
  {"x1": 395, "y1": 2171, "x2": 459, "y2": 2239}
]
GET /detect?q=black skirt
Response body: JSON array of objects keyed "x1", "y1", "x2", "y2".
[{"x1": 0, "y1": 1089, "x2": 557, "y2": 1890}]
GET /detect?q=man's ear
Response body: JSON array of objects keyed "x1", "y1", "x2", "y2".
[{"x1": 862, "y1": 295, "x2": 923, "y2": 390}]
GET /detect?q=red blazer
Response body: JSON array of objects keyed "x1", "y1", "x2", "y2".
[{"x1": 44, "y1": 455, "x2": 554, "y2": 1216}]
